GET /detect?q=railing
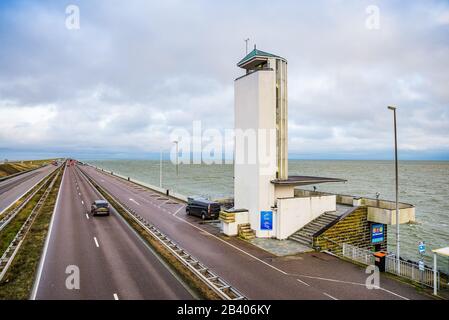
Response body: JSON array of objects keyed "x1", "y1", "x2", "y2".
[
  {"x1": 342, "y1": 243, "x2": 375, "y2": 266},
  {"x1": 385, "y1": 254, "x2": 439, "y2": 288}
]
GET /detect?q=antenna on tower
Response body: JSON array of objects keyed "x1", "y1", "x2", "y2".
[{"x1": 244, "y1": 38, "x2": 250, "y2": 54}]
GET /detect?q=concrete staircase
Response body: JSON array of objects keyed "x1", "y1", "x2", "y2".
[
  {"x1": 289, "y1": 212, "x2": 340, "y2": 247},
  {"x1": 238, "y1": 223, "x2": 255, "y2": 240}
]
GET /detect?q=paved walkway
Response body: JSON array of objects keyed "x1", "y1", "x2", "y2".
[{"x1": 249, "y1": 238, "x2": 313, "y2": 256}]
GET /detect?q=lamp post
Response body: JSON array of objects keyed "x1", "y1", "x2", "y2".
[
  {"x1": 173, "y1": 140, "x2": 179, "y2": 177},
  {"x1": 388, "y1": 105, "x2": 400, "y2": 272},
  {"x1": 159, "y1": 148, "x2": 163, "y2": 188}
]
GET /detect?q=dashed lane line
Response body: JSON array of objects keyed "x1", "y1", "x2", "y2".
[
  {"x1": 94, "y1": 237, "x2": 99, "y2": 248},
  {"x1": 296, "y1": 278, "x2": 310, "y2": 286},
  {"x1": 323, "y1": 292, "x2": 338, "y2": 300},
  {"x1": 113, "y1": 293, "x2": 119, "y2": 300}
]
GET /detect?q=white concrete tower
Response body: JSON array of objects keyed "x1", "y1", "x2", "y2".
[{"x1": 234, "y1": 47, "x2": 288, "y2": 238}]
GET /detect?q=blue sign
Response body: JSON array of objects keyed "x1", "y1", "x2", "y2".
[
  {"x1": 419, "y1": 241, "x2": 426, "y2": 254},
  {"x1": 371, "y1": 224, "x2": 385, "y2": 244},
  {"x1": 260, "y1": 211, "x2": 273, "y2": 231}
]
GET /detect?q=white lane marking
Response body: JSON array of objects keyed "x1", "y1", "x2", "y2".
[
  {"x1": 93, "y1": 169, "x2": 288, "y2": 275},
  {"x1": 89, "y1": 167, "x2": 412, "y2": 301},
  {"x1": 113, "y1": 293, "x2": 119, "y2": 300},
  {"x1": 323, "y1": 292, "x2": 338, "y2": 300},
  {"x1": 31, "y1": 165, "x2": 66, "y2": 300},
  {"x1": 78, "y1": 193, "x2": 81, "y2": 196},
  {"x1": 94, "y1": 237, "x2": 99, "y2": 247},
  {"x1": 297, "y1": 274, "x2": 409, "y2": 300},
  {"x1": 85, "y1": 213, "x2": 90, "y2": 219},
  {"x1": 129, "y1": 198, "x2": 140, "y2": 206},
  {"x1": 0, "y1": 166, "x2": 56, "y2": 216},
  {"x1": 158, "y1": 199, "x2": 171, "y2": 208},
  {"x1": 172, "y1": 214, "x2": 288, "y2": 275},
  {"x1": 81, "y1": 200, "x2": 84, "y2": 205},
  {"x1": 173, "y1": 205, "x2": 186, "y2": 216},
  {"x1": 296, "y1": 278, "x2": 310, "y2": 287}
]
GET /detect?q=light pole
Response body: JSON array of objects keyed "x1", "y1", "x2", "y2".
[
  {"x1": 244, "y1": 38, "x2": 250, "y2": 54},
  {"x1": 159, "y1": 148, "x2": 163, "y2": 188},
  {"x1": 388, "y1": 105, "x2": 400, "y2": 272},
  {"x1": 173, "y1": 140, "x2": 179, "y2": 177}
]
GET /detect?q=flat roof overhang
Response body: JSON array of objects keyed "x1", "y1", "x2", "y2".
[{"x1": 271, "y1": 175, "x2": 347, "y2": 186}]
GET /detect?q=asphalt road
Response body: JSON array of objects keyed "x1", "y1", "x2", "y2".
[
  {"x1": 33, "y1": 165, "x2": 195, "y2": 300},
  {"x1": 0, "y1": 165, "x2": 57, "y2": 215},
  {"x1": 80, "y1": 165, "x2": 433, "y2": 300}
]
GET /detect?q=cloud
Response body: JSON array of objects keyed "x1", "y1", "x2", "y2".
[{"x1": 0, "y1": 0, "x2": 448, "y2": 159}]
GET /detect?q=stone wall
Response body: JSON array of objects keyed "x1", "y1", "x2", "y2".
[{"x1": 313, "y1": 206, "x2": 388, "y2": 254}]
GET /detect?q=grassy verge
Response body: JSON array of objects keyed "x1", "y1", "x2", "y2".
[
  {"x1": 0, "y1": 167, "x2": 63, "y2": 299},
  {"x1": 0, "y1": 172, "x2": 57, "y2": 256},
  {"x1": 87, "y1": 176, "x2": 220, "y2": 300},
  {"x1": 0, "y1": 159, "x2": 55, "y2": 178}
]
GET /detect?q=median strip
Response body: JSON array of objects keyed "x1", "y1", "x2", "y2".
[{"x1": 0, "y1": 165, "x2": 64, "y2": 299}]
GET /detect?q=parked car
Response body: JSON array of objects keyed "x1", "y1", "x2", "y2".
[
  {"x1": 90, "y1": 200, "x2": 110, "y2": 216},
  {"x1": 186, "y1": 197, "x2": 220, "y2": 220}
]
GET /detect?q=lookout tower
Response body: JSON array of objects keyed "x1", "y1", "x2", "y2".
[
  {"x1": 236, "y1": 46, "x2": 288, "y2": 180},
  {"x1": 233, "y1": 47, "x2": 291, "y2": 238},
  {"x1": 230, "y1": 47, "x2": 345, "y2": 239}
]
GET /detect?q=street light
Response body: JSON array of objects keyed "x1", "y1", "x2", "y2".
[
  {"x1": 159, "y1": 148, "x2": 163, "y2": 188},
  {"x1": 173, "y1": 140, "x2": 179, "y2": 177},
  {"x1": 388, "y1": 105, "x2": 400, "y2": 272}
]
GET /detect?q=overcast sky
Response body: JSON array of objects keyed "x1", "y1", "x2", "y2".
[{"x1": 0, "y1": 0, "x2": 448, "y2": 160}]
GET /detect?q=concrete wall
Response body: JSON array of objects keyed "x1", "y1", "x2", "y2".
[
  {"x1": 274, "y1": 185, "x2": 295, "y2": 200},
  {"x1": 234, "y1": 69, "x2": 277, "y2": 238},
  {"x1": 314, "y1": 207, "x2": 388, "y2": 254},
  {"x1": 277, "y1": 195, "x2": 336, "y2": 240},
  {"x1": 367, "y1": 207, "x2": 416, "y2": 225},
  {"x1": 221, "y1": 211, "x2": 249, "y2": 236}
]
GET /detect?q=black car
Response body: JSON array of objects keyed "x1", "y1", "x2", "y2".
[
  {"x1": 90, "y1": 200, "x2": 110, "y2": 216},
  {"x1": 186, "y1": 197, "x2": 220, "y2": 220}
]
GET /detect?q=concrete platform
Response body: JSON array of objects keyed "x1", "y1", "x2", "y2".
[{"x1": 248, "y1": 238, "x2": 313, "y2": 256}]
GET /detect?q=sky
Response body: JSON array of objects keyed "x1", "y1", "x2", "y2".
[{"x1": 0, "y1": 0, "x2": 448, "y2": 160}]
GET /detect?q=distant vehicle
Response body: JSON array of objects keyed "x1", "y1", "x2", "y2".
[
  {"x1": 186, "y1": 197, "x2": 220, "y2": 220},
  {"x1": 90, "y1": 200, "x2": 110, "y2": 216}
]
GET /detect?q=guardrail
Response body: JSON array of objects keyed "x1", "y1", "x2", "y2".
[
  {"x1": 386, "y1": 254, "x2": 440, "y2": 288},
  {"x1": 85, "y1": 163, "x2": 189, "y2": 203},
  {"x1": 342, "y1": 243, "x2": 375, "y2": 266},
  {"x1": 0, "y1": 164, "x2": 48, "y2": 183},
  {"x1": 0, "y1": 169, "x2": 61, "y2": 281},
  {"x1": 0, "y1": 174, "x2": 53, "y2": 232},
  {"x1": 79, "y1": 168, "x2": 246, "y2": 300}
]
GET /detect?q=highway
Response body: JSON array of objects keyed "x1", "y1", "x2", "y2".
[
  {"x1": 0, "y1": 165, "x2": 57, "y2": 215},
  {"x1": 32, "y1": 164, "x2": 195, "y2": 300},
  {"x1": 80, "y1": 165, "x2": 432, "y2": 300}
]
